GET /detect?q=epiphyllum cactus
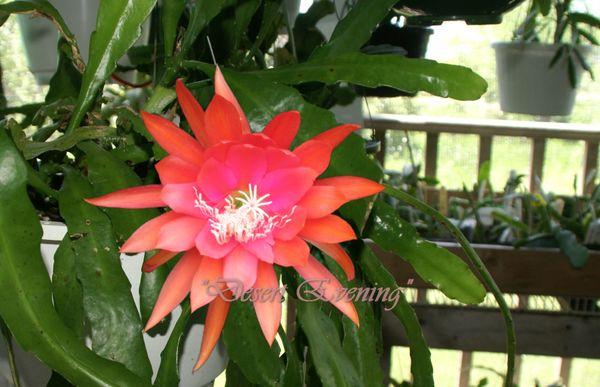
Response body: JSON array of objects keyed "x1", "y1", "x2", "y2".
[{"x1": 86, "y1": 67, "x2": 383, "y2": 370}]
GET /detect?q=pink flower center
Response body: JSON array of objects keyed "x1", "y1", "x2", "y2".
[{"x1": 194, "y1": 185, "x2": 294, "y2": 244}]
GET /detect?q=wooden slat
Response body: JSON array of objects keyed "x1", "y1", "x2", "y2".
[
  {"x1": 369, "y1": 242, "x2": 600, "y2": 297},
  {"x1": 425, "y1": 132, "x2": 439, "y2": 179},
  {"x1": 381, "y1": 305, "x2": 600, "y2": 358},
  {"x1": 373, "y1": 128, "x2": 387, "y2": 167},
  {"x1": 584, "y1": 140, "x2": 599, "y2": 195},
  {"x1": 365, "y1": 114, "x2": 600, "y2": 141},
  {"x1": 559, "y1": 358, "x2": 572, "y2": 384},
  {"x1": 478, "y1": 135, "x2": 492, "y2": 172},
  {"x1": 530, "y1": 138, "x2": 546, "y2": 193},
  {"x1": 458, "y1": 352, "x2": 472, "y2": 387}
]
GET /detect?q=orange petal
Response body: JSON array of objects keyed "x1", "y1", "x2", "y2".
[
  {"x1": 310, "y1": 241, "x2": 355, "y2": 280},
  {"x1": 299, "y1": 215, "x2": 356, "y2": 243},
  {"x1": 253, "y1": 261, "x2": 282, "y2": 345},
  {"x1": 273, "y1": 237, "x2": 309, "y2": 267},
  {"x1": 204, "y1": 95, "x2": 244, "y2": 145},
  {"x1": 297, "y1": 186, "x2": 348, "y2": 219},
  {"x1": 294, "y1": 255, "x2": 359, "y2": 325},
  {"x1": 194, "y1": 287, "x2": 231, "y2": 371},
  {"x1": 262, "y1": 111, "x2": 300, "y2": 149},
  {"x1": 143, "y1": 250, "x2": 178, "y2": 272},
  {"x1": 312, "y1": 123, "x2": 360, "y2": 149},
  {"x1": 145, "y1": 249, "x2": 201, "y2": 330},
  {"x1": 190, "y1": 256, "x2": 224, "y2": 311},
  {"x1": 156, "y1": 155, "x2": 201, "y2": 184},
  {"x1": 214, "y1": 66, "x2": 250, "y2": 134},
  {"x1": 315, "y1": 176, "x2": 383, "y2": 200},
  {"x1": 121, "y1": 211, "x2": 180, "y2": 253},
  {"x1": 293, "y1": 139, "x2": 332, "y2": 175},
  {"x1": 85, "y1": 185, "x2": 165, "y2": 209},
  {"x1": 141, "y1": 112, "x2": 204, "y2": 167},
  {"x1": 176, "y1": 79, "x2": 211, "y2": 147}
]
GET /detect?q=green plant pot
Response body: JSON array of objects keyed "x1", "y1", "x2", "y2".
[{"x1": 397, "y1": 0, "x2": 526, "y2": 24}]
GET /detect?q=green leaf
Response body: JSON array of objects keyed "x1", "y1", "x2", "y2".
[
  {"x1": 225, "y1": 360, "x2": 257, "y2": 387},
  {"x1": 0, "y1": 128, "x2": 146, "y2": 386},
  {"x1": 59, "y1": 168, "x2": 152, "y2": 381},
  {"x1": 251, "y1": 52, "x2": 488, "y2": 101},
  {"x1": 568, "y1": 12, "x2": 600, "y2": 29},
  {"x1": 139, "y1": 254, "x2": 171, "y2": 326},
  {"x1": 67, "y1": 0, "x2": 157, "y2": 132},
  {"x1": 45, "y1": 38, "x2": 82, "y2": 104},
  {"x1": 186, "y1": 63, "x2": 383, "y2": 229},
  {"x1": 153, "y1": 302, "x2": 191, "y2": 387},
  {"x1": 365, "y1": 200, "x2": 486, "y2": 304},
  {"x1": 223, "y1": 301, "x2": 283, "y2": 387},
  {"x1": 358, "y1": 244, "x2": 434, "y2": 387},
  {"x1": 23, "y1": 126, "x2": 116, "y2": 160},
  {"x1": 52, "y1": 236, "x2": 85, "y2": 340},
  {"x1": 0, "y1": 0, "x2": 85, "y2": 71},
  {"x1": 279, "y1": 327, "x2": 303, "y2": 387},
  {"x1": 342, "y1": 296, "x2": 384, "y2": 387},
  {"x1": 310, "y1": 0, "x2": 397, "y2": 60},
  {"x1": 234, "y1": 0, "x2": 261, "y2": 48},
  {"x1": 162, "y1": 0, "x2": 186, "y2": 56},
  {"x1": 478, "y1": 160, "x2": 491, "y2": 184},
  {"x1": 555, "y1": 229, "x2": 589, "y2": 268},
  {"x1": 296, "y1": 301, "x2": 363, "y2": 387}
]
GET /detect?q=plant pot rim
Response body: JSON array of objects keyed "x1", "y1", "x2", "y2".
[{"x1": 491, "y1": 41, "x2": 594, "y2": 53}]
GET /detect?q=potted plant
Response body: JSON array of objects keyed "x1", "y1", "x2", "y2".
[
  {"x1": 493, "y1": 0, "x2": 600, "y2": 116},
  {"x1": 0, "y1": 0, "x2": 516, "y2": 386}
]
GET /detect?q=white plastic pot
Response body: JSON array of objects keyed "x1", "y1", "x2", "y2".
[
  {"x1": 17, "y1": 0, "x2": 149, "y2": 85},
  {"x1": 493, "y1": 42, "x2": 591, "y2": 116},
  {"x1": 0, "y1": 222, "x2": 227, "y2": 387}
]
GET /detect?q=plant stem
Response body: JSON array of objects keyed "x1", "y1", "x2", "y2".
[
  {"x1": 383, "y1": 185, "x2": 516, "y2": 387},
  {"x1": 0, "y1": 318, "x2": 21, "y2": 387}
]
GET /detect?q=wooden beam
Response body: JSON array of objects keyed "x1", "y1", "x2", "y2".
[
  {"x1": 425, "y1": 132, "x2": 439, "y2": 179},
  {"x1": 583, "y1": 140, "x2": 599, "y2": 195},
  {"x1": 530, "y1": 138, "x2": 546, "y2": 192},
  {"x1": 369, "y1": 241, "x2": 600, "y2": 298},
  {"x1": 458, "y1": 352, "x2": 472, "y2": 387},
  {"x1": 366, "y1": 114, "x2": 600, "y2": 142},
  {"x1": 478, "y1": 135, "x2": 493, "y2": 172},
  {"x1": 381, "y1": 305, "x2": 600, "y2": 358},
  {"x1": 559, "y1": 358, "x2": 572, "y2": 384}
]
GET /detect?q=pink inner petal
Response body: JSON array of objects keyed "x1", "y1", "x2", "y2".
[
  {"x1": 195, "y1": 223, "x2": 238, "y2": 259},
  {"x1": 197, "y1": 158, "x2": 238, "y2": 203},
  {"x1": 272, "y1": 206, "x2": 307, "y2": 240},
  {"x1": 156, "y1": 216, "x2": 206, "y2": 251},
  {"x1": 243, "y1": 238, "x2": 274, "y2": 263},
  {"x1": 226, "y1": 144, "x2": 267, "y2": 188},
  {"x1": 161, "y1": 183, "x2": 207, "y2": 218},
  {"x1": 259, "y1": 167, "x2": 316, "y2": 212},
  {"x1": 265, "y1": 147, "x2": 299, "y2": 171},
  {"x1": 121, "y1": 211, "x2": 181, "y2": 253},
  {"x1": 223, "y1": 246, "x2": 259, "y2": 294},
  {"x1": 190, "y1": 256, "x2": 223, "y2": 311}
]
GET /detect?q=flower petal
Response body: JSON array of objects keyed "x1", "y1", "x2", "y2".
[
  {"x1": 195, "y1": 224, "x2": 237, "y2": 259},
  {"x1": 240, "y1": 133, "x2": 276, "y2": 148},
  {"x1": 156, "y1": 155, "x2": 201, "y2": 184},
  {"x1": 194, "y1": 286, "x2": 231, "y2": 371},
  {"x1": 176, "y1": 79, "x2": 211, "y2": 147},
  {"x1": 223, "y1": 246, "x2": 259, "y2": 294},
  {"x1": 141, "y1": 112, "x2": 204, "y2": 167},
  {"x1": 190, "y1": 256, "x2": 223, "y2": 311},
  {"x1": 243, "y1": 238, "x2": 274, "y2": 263},
  {"x1": 273, "y1": 237, "x2": 309, "y2": 267},
  {"x1": 293, "y1": 140, "x2": 333, "y2": 176},
  {"x1": 156, "y1": 216, "x2": 206, "y2": 251},
  {"x1": 253, "y1": 261, "x2": 282, "y2": 345},
  {"x1": 259, "y1": 167, "x2": 316, "y2": 212},
  {"x1": 198, "y1": 158, "x2": 238, "y2": 203},
  {"x1": 145, "y1": 250, "x2": 201, "y2": 330},
  {"x1": 121, "y1": 211, "x2": 180, "y2": 253},
  {"x1": 311, "y1": 123, "x2": 359, "y2": 149},
  {"x1": 204, "y1": 95, "x2": 244, "y2": 145},
  {"x1": 214, "y1": 66, "x2": 250, "y2": 134},
  {"x1": 143, "y1": 250, "x2": 178, "y2": 273},
  {"x1": 266, "y1": 147, "x2": 299, "y2": 171},
  {"x1": 315, "y1": 176, "x2": 384, "y2": 200},
  {"x1": 161, "y1": 183, "x2": 206, "y2": 218},
  {"x1": 297, "y1": 186, "x2": 348, "y2": 219},
  {"x1": 272, "y1": 206, "x2": 307, "y2": 240},
  {"x1": 226, "y1": 144, "x2": 267, "y2": 187},
  {"x1": 299, "y1": 215, "x2": 356, "y2": 243},
  {"x1": 85, "y1": 185, "x2": 165, "y2": 208},
  {"x1": 262, "y1": 111, "x2": 300, "y2": 149},
  {"x1": 310, "y1": 241, "x2": 355, "y2": 280},
  {"x1": 294, "y1": 255, "x2": 359, "y2": 325}
]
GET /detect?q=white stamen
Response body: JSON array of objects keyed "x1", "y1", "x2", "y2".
[{"x1": 194, "y1": 184, "x2": 294, "y2": 244}]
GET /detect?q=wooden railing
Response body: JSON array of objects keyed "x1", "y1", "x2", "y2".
[
  {"x1": 365, "y1": 114, "x2": 600, "y2": 194},
  {"x1": 364, "y1": 114, "x2": 600, "y2": 386}
]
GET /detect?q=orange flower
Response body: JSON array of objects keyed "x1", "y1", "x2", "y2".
[{"x1": 86, "y1": 67, "x2": 383, "y2": 370}]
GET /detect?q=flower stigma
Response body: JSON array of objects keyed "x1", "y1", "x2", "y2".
[{"x1": 194, "y1": 185, "x2": 295, "y2": 244}]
